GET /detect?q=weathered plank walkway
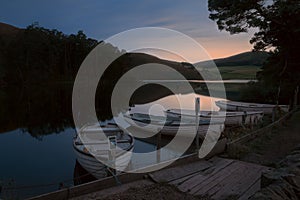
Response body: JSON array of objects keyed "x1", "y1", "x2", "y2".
[
  {"x1": 69, "y1": 157, "x2": 271, "y2": 200},
  {"x1": 149, "y1": 157, "x2": 271, "y2": 200}
]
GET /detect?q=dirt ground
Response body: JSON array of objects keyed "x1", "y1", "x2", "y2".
[
  {"x1": 241, "y1": 110, "x2": 300, "y2": 166},
  {"x1": 96, "y1": 183, "x2": 210, "y2": 200}
]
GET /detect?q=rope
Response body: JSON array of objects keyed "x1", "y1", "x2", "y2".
[{"x1": 106, "y1": 167, "x2": 121, "y2": 185}]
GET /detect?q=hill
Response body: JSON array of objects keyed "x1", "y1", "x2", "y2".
[
  {"x1": 0, "y1": 22, "x2": 23, "y2": 81},
  {"x1": 194, "y1": 51, "x2": 270, "y2": 80},
  {"x1": 214, "y1": 51, "x2": 270, "y2": 66},
  {"x1": 0, "y1": 22, "x2": 21, "y2": 36},
  {"x1": 196, "y1": 51, "x2": 269, "y2": 67},
  {"x1": 0, "y1": 22, "x2": 201, "y2": 85},
  {"x1": 0, "y1": 22, "x2": 269, "y2": 83},
  {"x1": 121, "y1": 52, "x2": 202, "y2": 80}
]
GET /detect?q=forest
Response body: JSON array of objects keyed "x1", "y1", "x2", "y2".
[{"x1": 0, "y1": 23, "x2": 99, "y2": 85}]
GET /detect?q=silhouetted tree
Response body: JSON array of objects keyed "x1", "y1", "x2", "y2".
[
  {"x1": 208, "y1": 0, "x2": 300, "y2": 107},
  {"x1": 1, "y1": 23, "x2": 99, "y2": 84}
]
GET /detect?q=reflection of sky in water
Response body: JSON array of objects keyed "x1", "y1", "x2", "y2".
[
  {"x1": 122, "y1": 93, "x2": 227, "y2": 171},
  {"x1": 0, "y1": 128, "x2": 76, "y2": 198},
  {"x1": 0, "y1": 93, "x2": 226, "y2": 198},
  {"x1": 130, "y1": 93, "x2": 225, "y2": 115},
  {"x1": 0, "y1": 128, "x2": 164, "y2": 198},
  {"x1": 130, "y1": 139, "x2": 184, "y2": 171}
]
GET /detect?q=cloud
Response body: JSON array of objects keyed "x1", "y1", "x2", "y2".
[{"x1": 0, "y1": 0, "x2": 253, "y2": 58}]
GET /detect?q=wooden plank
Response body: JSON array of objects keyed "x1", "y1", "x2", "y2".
[
  {"x1": 177, "y1": 173, "x2": 207, "y2": 192},
  {"x1": 237, "y1": 167, "x2": 271, "y2": 200},
  {"x1": 190, "y1": 161, "x2": 243, "y2": 195},
  {"x1": 149, "y1": 160, "x2": 212, "y2": 183},
  {"x1": 170, "y1": 172, "x2": 200, "y2": 186},
  {"x1": 209, "y1": 162, "x2": 263, "y2": 199},
  {"x1": 190, "y1": 161, "x2": 242, "y2": 195},
  {"x1": 202, "y1": 157, "x2": 235, "y2": 176},
  {"x1": 227, "y1": 166, "x2": 271, "y2": 198},
  {"x1": 177, "y1": 158, "x2": 234, "y2": 193},
  {"x1": 203, "y1": 162, "x2": 253, "y2": 198},
  {"x1": 238, "y1": 178, "x2": 261, "y2": 200}
]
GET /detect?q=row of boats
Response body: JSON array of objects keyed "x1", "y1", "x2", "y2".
[{"x1": 73, "y1": 100, "x2": 289, "y2": 179}]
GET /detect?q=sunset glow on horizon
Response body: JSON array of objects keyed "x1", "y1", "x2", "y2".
[
  {"x1": 137, "y1": 34, "x2": 253, "y2": 63},
  {"x1": 1, "y1": 0, "x2": 254, "y2": 61}
]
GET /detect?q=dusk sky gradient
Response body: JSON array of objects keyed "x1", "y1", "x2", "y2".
[{"x1": 1, "y1": 0, "x2": 255, "y2": 61}]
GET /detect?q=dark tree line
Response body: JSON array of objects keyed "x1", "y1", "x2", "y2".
[
  {"x1": 0, "y1": 23, "x2": 99, "y2": 84},
  {"x1": 208, "y1": 0, "x2": 300, "y2": 107}
]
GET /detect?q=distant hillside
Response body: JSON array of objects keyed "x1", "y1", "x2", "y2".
[
  {"x1": 103, "y1": 53, "x2": 202, "y2": 80},
  {"x1": 0, "y1": 22, "x2": 202, "y2": 85},
  {"x1": 0, "y1": 22, "x2": 22, "y2": 80},
  {"x1": 196, "y1": 51, "x2": 269, "y2": 67},
  {"x1": 0, "y1": 22, "x2": 21, "y2": 36},
  {"x1": 130, "y1": 53, "x2": 202, "y2": 79},
  {"x1": 193, "y1": 51, "x2": 270, "y2": 80},
  {"x1": 214, "y1": 51, "x2": 269, "y2": 66}
]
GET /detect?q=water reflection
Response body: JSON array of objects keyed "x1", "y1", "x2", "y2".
[
  {"x1": 0, "y1": 82, "x2": 227, "y2": 138},
  {"x1": 0, "y1": 81, "x2": 235, "y2": 198},
  {"x1": 131, "y1": 93, "x2": 224, "y2": 116},
  {"x1": 0, "y1": 85, "x2": 74, "y2": 138}
]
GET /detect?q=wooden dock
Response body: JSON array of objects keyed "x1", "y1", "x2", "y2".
[
  {"x1": 149, "y1": 157, "x2": 271, "y2": 200},
  {"x1": 29, "y1": 156, "x2": 271, "y2": 200}
]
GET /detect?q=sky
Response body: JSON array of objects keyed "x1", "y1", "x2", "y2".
[{"x1": 0, "y1": 0, "x2": 255, "y2": 62}]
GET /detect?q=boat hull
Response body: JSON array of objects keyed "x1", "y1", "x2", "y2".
[
  {"x1": 165, "y1": 109, "x2": 264, "y2": 126},
  {"x1": 73, "y1": 140, "x2": 134, "y2": 179},
  {"x1": 74, "y1": 146, "x2": 107, "y2": 179},
  {"x1": 126, "y1": 119, "x2": 224, "y2": 139},
  {"x1": 73, "y1": 124, "x2": 134, "y2": 179},
  {"x1": 216, "y1": 100, "x2": 288, "y2": 114}
]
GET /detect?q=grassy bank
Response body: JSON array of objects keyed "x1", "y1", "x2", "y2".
[{"x1": 218, "y1": 65, "x2": 261, "y2": 80}]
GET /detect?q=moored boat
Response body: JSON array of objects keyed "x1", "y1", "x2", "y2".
[
  {"x1": 124, "y1": 113, "x2": 224, "y2": 138},
  {"x1": 165, "y1": 109, "x2": 264, "y2": 125},
  {"x1": 215, "y1": 100, "x2": 289, "y2": 114},
  {"x1": 73, "y1": 123, "x2": 134, "y2": 179}
]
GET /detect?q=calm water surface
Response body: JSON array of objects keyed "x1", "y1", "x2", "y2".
[{"x1": 0, "y1": 83, "x2": 232, "y2": 198}]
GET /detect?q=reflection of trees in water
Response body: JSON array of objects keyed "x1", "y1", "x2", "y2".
[
  {"x1": 0, "y1": 83, "x2": 175, "y2": 139},
  {"x1": 0, "y1": 85, "x2": 73, "y2": 139},
  {"x1": 0, "y1": 82, "x2": 199, "y2": 138},
  {"x1": 0, "y1": 46, "x2": 202, "y2": 138}
]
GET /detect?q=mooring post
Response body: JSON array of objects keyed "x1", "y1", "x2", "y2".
[
  {"x1": 108, "y1": 136, "x2": 117, "y2": 175},
  {"x1": 157, "y1": 131, "x2": 161, "y2": 150},
  {"x1": 242, "y1": 111, "x2": 246, "y2": 125},
  {"x1": 157, "y1": 131, "x2": 161, "y2": 163},
  {"x1": 195, "y1": 97, "x2": 200, "y2": 150},
  {"x1": 272, "y1": 107, "x2": 276, "y2": 122},
  {"x1": 294, "y1": 86, "x2": 299, "y2": 109},
  {"x1": 250, "y1": 116, "x2": 253, "y2": 129}
]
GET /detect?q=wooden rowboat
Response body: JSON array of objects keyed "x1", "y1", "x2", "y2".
[
  {"x1": 215, "y1": 100, "x2": 289, "y2": 114},
  {"x1": 73, "y1": 124, "x2": 134, "y2": 179},
  {"x1": 165, "y1": 109, "x2": 264, "y2": 125},
  {"x1": 124, "y1": 113, "x2": 224, "y2": 139}
]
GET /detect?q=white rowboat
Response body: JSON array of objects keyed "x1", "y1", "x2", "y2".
[
  {"x1": 124, "y1": 113, "x2": 224, "y2": 139},
  {"x1": 165, "y1": 109, "x2": 264, "y2": 125},
  {"x1": 215, "y1": 100, "x2": 289, "y2": 114},
  {"x1": 73, "y1": 124, "x2": 134, "y2": 179}
]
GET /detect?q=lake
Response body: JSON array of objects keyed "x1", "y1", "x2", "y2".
[{"x1": 0, "y1": 82, "x2": 241, "y2": 198}]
